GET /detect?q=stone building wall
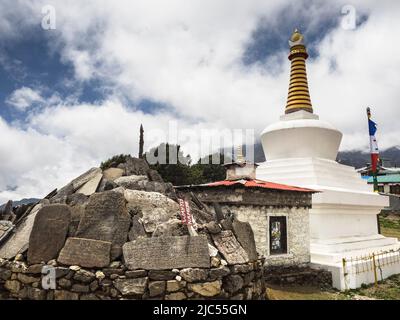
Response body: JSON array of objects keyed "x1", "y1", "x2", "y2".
[
  {"x1": 180, "y1": 187, "x2": 312, "y2": 268},
  {"x1": 230, "y1": 205, "x2": 310, "y2": 267},
  {"x1": 0, "y1": 258, "x2": 265, "y2": 300}
]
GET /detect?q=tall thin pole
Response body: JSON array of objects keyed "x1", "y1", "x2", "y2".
[
  {"x1": 367, "y1": 108, "x2": 379, "y2": 192},
  {"x1": 139, "y1": 124, "x2": 144, "y2": 159}
]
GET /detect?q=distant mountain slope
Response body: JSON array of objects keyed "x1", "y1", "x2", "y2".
[
  {"x1": 252, "y1": 143, "x2": 400, "y2": 169},
  {"x1": 0, "y1": 198, "x2": 39, "y2": 210},
  {"x1": 337, "y1": 147, "x2": 400, "y2": 168}
]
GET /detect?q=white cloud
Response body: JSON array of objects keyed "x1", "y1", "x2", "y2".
[
  {"x1": 310, "y1": 2, "x2": 400, "y2": 150},
  {"x1": 6, "y1": 87, "x2": 44, "y2": 111},
  {"x1": 0, "y1": 0, "x2": 400, "y2": 202},
  {"x1": 0, "y1": 99, "x2": 223, "y2": 203},
  {"x1": 36, "y1": 0, "x2": 399, "y2": 148}
]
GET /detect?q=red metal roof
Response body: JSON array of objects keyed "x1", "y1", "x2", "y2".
[{"x1": 179, "y1": 179, "x2": 316, "y2": 193}]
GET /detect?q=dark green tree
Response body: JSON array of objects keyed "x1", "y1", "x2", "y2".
[
  {"x1": 191, "y1": 153, "x2": 228, "y2": 184},
  {"x1": 145, "y1": 143, "x2": 192, "y2": 186},
  {"x1": 145, "y1": 145, "x2": 228, "y2": 185}
]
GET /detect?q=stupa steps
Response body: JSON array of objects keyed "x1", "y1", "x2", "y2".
[
  {"x1": 257, "y1": 159, "x2": 370, "y2": 191},
  {"x1": 311, "y1": 235, "x2": 398, "y2": 252},
  {"x1": 256, "y1": 174, "x2": 370, "y2": 192},
  {"x1": 311, "y1": 242, "x2": 400, "y2": 264}
]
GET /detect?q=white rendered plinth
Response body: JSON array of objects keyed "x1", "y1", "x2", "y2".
[{"x1": 257, "y1": 111, "x2": 400, "y2": 290}]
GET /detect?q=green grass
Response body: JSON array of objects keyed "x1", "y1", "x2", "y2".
[
  {"x1": 266, "y1": 285, "x2": 348, "y2": 300},
  {"x1": 266, "y1": 275, "x2": 400, "y2": 300},
  {"x1": 379, "y1": 215, "x2": 400, "y2": 240},
  {"x1": 381, "y1": 227, "x2": 400, "y2": 240},
  {"x1": 345, "y1": 274, "x2": 400, "y2": 300}
]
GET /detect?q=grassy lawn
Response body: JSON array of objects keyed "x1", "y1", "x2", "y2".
[
  {"x1": 348, "y1": 274, "x2": 400, "y2": 300},
  {"x1": 380, "y1": 214, "x2": 400, "y2": 240},
  {"x1": 266, "y1": 274, "x2": 400, "y2": 300},
  {"x1": 266, "y1": 285, "x2": 348, "y2": 300}
]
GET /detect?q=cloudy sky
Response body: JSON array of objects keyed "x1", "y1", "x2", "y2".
[{"x1": 0, "y1": 0, "x2": 399, "y2": 202}]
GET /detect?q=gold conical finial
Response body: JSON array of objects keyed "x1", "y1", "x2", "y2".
[
  {"x1": 285, "y1": 28, "x2": 313, "y2": 114},
  {"x1": 289, "y1": 28, "x2": 304, "y2": 45}
]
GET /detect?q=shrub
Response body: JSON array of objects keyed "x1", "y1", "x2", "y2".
[{"x1": 100, "y1": 154, "x2": 130, "y2": 170}]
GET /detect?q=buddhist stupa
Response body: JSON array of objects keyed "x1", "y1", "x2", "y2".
[{"x1": 256, "y1": 29, "x2": 400, "y2": 290}]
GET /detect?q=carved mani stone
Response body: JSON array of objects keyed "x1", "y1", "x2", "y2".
[
  {"x1": 211, "y1": 230, "x2": 249, "y2": 265},
  {"x1": 28, "y1": 204, "x2": 71, "y2": 264},
  {"x1": 75, "y1": 191, "x2": 130, "y2": 260},
  {"x1": 232, "y1": 219, "x2": 258, "y2": 261},
  {"x1": 58, "y1": 237, "x2": 111, "y2": 268},
  {"x1": 0, "y1": 203, "x2": 44, "y2": 260},
  {"x1": 123, "y1": 235, "x2": 210, "y2": 270}
]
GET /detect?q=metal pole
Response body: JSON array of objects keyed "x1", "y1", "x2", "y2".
[
  {"x1": 367, "y1": 107, "x2": 379, "y2": 192},
  {"x1": 342, "y1": 258, "x2": 348, "y2": 290},
  {"x1": 373, "y1": 174, "x2": 379, "y2": 193}
]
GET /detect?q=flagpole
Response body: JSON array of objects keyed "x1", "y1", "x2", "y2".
[{"x1": 367, "y1": 107, "x2": 379, "y2": 192}]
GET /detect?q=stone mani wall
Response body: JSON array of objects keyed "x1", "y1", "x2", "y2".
[
  {"x1": 232, "y1": 205, "x2": 310, "y2": 267},
  {"x1": 0, "y1": 258, "x2": 265, "y2": 300}
]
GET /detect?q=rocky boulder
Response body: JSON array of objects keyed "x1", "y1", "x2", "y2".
[
  {"x1": 75, "y1": 191, "x2": 130, "y2": 260},
  {"x1": 51, "y1": 168, "x2": 102, "y2": 202},
  {"x1": 102, "y1": 168, "x2": 124, "y2": 181},
  {"x1": 27, "y1": 204, "x2": 71, "y2": 264},
  {"x1": 0, "y1": 202, "x2": 46, "y2": 260},
  {"x1": 146, "y1": 169, "x2": 164, "y2": 182},
  {"x1": 124, "y1": 190, "x2": 179, "y2": 233},
  {"x1": 127, "y1": 216, "x2": 147, "y2": 241},
  {"x1": 114, "y1": 175, "x2": 148, "y2": 189},
  {"x1": 118, "y1": 157, "x2": 149, "y2": 176},
  {"x1": 0, "y1": 221, "x2": 14, "y2": 243},
  {"x1": 58, "y1": 237, "x2": 111, "y2": 268},
  {"x1": 0, "y1": 200, "x2": 14, "y2": 221}
]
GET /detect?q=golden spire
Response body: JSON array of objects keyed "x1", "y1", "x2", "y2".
[{"x1": 285, "y1": 29, "x2": 313, "y2": 114}]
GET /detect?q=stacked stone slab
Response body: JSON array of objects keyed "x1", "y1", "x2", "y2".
[
  {"x1": 27, "y1": 205, "x2": 71, "y2": 264},
  {"x1": 0, "y1": 157, "x2": 266, "y2": 300}
]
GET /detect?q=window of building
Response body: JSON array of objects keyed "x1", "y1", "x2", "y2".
[{"x1": 269, "y1": 216, "x2": 287, "y2": 255}]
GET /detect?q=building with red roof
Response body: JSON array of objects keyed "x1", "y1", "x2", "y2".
[{"x1": 176, "y1": 159, "x2": 318, "y2": 269}]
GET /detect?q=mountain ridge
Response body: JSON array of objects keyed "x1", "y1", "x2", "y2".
[{"x1": 251, "y1": 144, "x2": 400, "y2": 168}]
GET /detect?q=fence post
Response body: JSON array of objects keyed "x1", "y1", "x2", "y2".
[
  {"x1": 342, "y1": 258, "x2": 348, "y2": 290},
  {"x1": 372, "y1": 253, "x2": 378, "y2": 286}
]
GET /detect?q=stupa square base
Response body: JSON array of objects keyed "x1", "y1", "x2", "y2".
[
  {"x1": 311, "y1": 244, "x2": 400, "y2": 290},
  {"x1": 257, "y1": 157, "x2": 400, "y2": 290}
]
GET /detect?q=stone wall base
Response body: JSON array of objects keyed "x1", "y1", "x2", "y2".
[
  {"x1": 264, "y1": 265, "x2": 332, "y2": 289},
  {"x1": 0, "y1": 259, "x2": 266, "y2": 300}
]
